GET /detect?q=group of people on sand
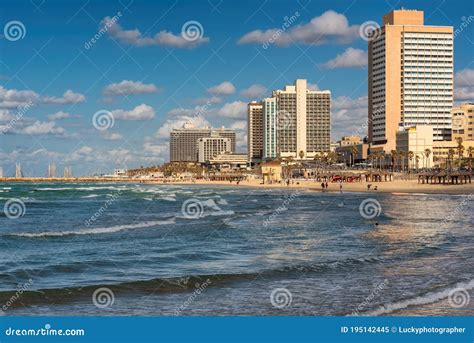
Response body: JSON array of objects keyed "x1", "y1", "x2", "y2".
[
  {"x1": 320, "y1": 181, "x2": 329, "y2": 192},
  {"x1": 367, "y1": 183, "x2": 378, "y2": 191},
  {"x1": 321, "y1": 180, "x2": 346, "y2": 193}
]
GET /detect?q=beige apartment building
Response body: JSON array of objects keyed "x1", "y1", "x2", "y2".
[
  {"x1": 247, "y1": 101, "x2": 264, "y2": 162},
  {"x1": 368, "y1": 9, "x2": 454, "y2": 152},
  {"x1": 170, "y1": 123, "x2": 236, "y2": 162},
  {"x1": 338, "y1": 136, "x2": 361, "y2": 147},
  {"x1": 451, "y1": 103, "x2": 474, "y2": 141},
  {"x1": 197, "y1": 136, "x2": 232, "y2": 163},
  {"x1": 272, "y1": 79, "x2": 331, "y2": 159},
  {"x1": 396, "y1": 125, "x2": 434, "y2": 169}
]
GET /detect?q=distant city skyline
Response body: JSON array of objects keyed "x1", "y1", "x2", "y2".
[{"x1": 0, "y1": 0, "x2": 472, "y2": 176}]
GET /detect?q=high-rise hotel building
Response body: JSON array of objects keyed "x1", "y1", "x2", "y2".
[
  {"x1": 170, "y1": 123, "x2": 236, "y2": 162},
  {"x1": 247, "y1": 102, "x2": 264, "y2": 162},
  {"x1": 247, "y1": 79, "x2": 331, "y2": 161},
  {"x1": 368, "y1": 9, "x2": 454, "y2": 151},
  {"x1": 263, "y1": 97, "x2": 277, "y2": 159},
  {"x1": 274, "y1": 79, "x2": 330, "y2": 159}
]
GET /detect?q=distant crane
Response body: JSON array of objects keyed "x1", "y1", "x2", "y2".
[
  {"x1": 47, "y1": 163, "x2": 56, "y2": 178},
  {"x1": 15, "y1": 163, "x2": 23, "y2": 178},
  {"x1": 63, "y1": 166, "x2": 72, "y2": 178}
]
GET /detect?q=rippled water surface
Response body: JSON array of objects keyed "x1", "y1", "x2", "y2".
[{"x1": 0, "y1": 183, "x2": 472, "y2": 316}]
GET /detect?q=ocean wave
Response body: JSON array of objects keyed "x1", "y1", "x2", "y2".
[
  {"x1": 81, "y1": 194, "x2": 99, "y2": 198},
  {"x1": 160, "y1": 197, "x2": 176, "y2": 202},
  {"x1": 0, "y1": 257, "x2": 388, "y2": 309},
  {"x1": 360, "y1": 278, "x2": 474, "y2": 316},
  {"x1": 32, "y1": 186, "x2": 127, "y2": 192},
  {"x1": 6, "y1": 219, "x2": 175, "y2": 238}
]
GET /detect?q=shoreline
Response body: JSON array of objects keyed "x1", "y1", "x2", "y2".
[{"x1": 1, "y1": 178, "x2": 473, "y2": 195}]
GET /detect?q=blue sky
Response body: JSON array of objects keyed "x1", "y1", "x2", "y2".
[{"x1": 0, "y1": 0, "x2": 473, "y2": 176}]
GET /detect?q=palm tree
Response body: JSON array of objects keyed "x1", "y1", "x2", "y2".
[
  {"x1": 424, "y1": 149, "x2": 431, "y2": 170},
  {"x1": 367, "y1": 153, "x2": 376, "y2": 169},
  {"x1": 408, "y1": 151, "x2": 414, "y2": 172},
  {"x1": 299, "y1": 150, "x2": 305, "y2": 160},
  {"x1": 350, "y1": 145, "x2": 358, "y2": 167},
  {"x1": 468, "y1": 146, "x2": 474, "y2": 171},
  {"x1": 455, "y1": 137, "x2": 464, "y2": 159},
  {"x1": 447, "y1": 148, "x2": 455, "y2": 171},
  {"x1": 390, "y1": 150, "x2": 397, "y2": 171}
]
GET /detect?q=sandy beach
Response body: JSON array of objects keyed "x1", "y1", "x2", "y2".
[
  {"x1": 2, "y1": 177, "x2": 473, "y2": 195},
  {"x1": 142, "y1": 178, "x2": 474, "y2": 195}
]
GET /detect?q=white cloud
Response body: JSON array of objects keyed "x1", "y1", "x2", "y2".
[
  {"x1": 331, "y1": 95, "x2": 368, "y2": 140},
  {"x1": 322, "y1": 48, "x2": 367, "y2": 69},
  {"x1": 307, "y1": 83, "x2": 320, "y2": 91},
  {"x1": 193, "y1": 96, "x2": 222, "y2": 105},
  {"x1": 103, "y1": 80, "x2": 159, "y2": 96},
  {"x1": 47, "y1": 111, "x2": 75, "y2": 120},
  {"x1": 42, "y1": 90, "x2": 86, "y2": 104},
  {"x1": 238, "y1": 10, "x2": 359, "y2": 46},
  {"x1": 0, "y1": 86, "x2": 85, "y2": 108},
  {"x1": 103, "y1": 132, "x2": 123, "y2": 140},
  {"x1": 454, "y1": 68, "x2": 474, "y2": 101},
  {"x1": 208, "y1": 81, "x2": 236, "y2": 95},
  {"x1": 19, "y1": 121, "x2": 65, "y2": 135},
  {"x1": 155, "y1": 115, "x2": 210, "y2": 139},
  {"x1": 66, "y1": 146, "x2": 95, "y2": 162},
  {"x1": 101, "y1": 16, "x2": 209, "y2": 48},
  {"x1": 0, "y1": 109, "x2": 14, "y2": 122},
  {"x1": 230, "y1": 120, "x2": 247, "y2": 130},
  {"x1": 217, "y1": 101, "x2": 247, "y2": 118},
  {"x1": 0, "y1": 87, "x2": 38, "y2": 109},
  {"x1": 143, "y1": 142, "x2": 168, "y2": 155},
  {"x1": 240, "y1": 84, "x2": 267, "y2": 98},
  {"x1": 111, "y1": 104, "x2": 155, "y2": 120}
]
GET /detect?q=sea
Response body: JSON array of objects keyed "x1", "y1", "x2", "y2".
[{"x1": 0, "y1": 183, "x2": 472, "y2": 316}]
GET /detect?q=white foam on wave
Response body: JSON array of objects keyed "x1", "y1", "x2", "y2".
[
  {"x1": 81, "y1": 194, "x2": 99, "y2": 198},
  {"x1": 9, "y1": 219, "x2": 175, "y2": 238},
  {"x1": 33, "y1": 186, "x2": 126, "y2": 192},
  {"x1": 361, "y1": 279, "x2": 474, "y2": 316},
  {"x1": 160, "y1": 197, "x2": 176, "y2": 202}
]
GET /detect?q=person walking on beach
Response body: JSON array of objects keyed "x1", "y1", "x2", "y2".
[
  {"x1": 325, "y1": 181, "x2": 328, "y2": 190},
  {"x1": 321, "y1": 182, "x2": 325, "y2": 192},
  {"x1": 339, "y1": 182, "x2": 343, "y2": 193}
]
